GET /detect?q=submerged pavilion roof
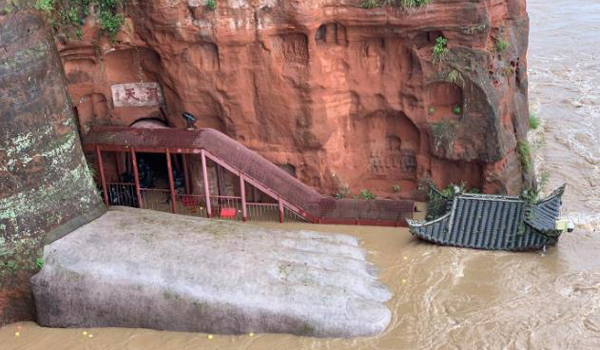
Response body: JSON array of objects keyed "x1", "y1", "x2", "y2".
[{"x1": 407, "y1": 185, "x2": 566, "y2": 251}]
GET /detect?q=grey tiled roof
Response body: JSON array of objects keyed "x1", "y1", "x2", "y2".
[{"x1": 408, "y1": 186, "x2": 566, "y2": 251}]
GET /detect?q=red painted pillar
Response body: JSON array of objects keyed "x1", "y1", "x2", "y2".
[
  {"x1": 115, "y1": 152, "x2": 122, "y2": 181},
  {"x1": 95, "y1": 146, "x2": 109, "y2": 206},
  {"x1": 240, "y1": 174, "x2": 247, "y2": 222},
  {"x1": 201, "y1": 150, "x2": 212, "y2": 218},
  {"x1": 166, "y1": 149, "x2": 177, "y2": 214},
  {"x1": 130, "y1": 148, "x2": 143, "y2": 209},
  {"x1": 278, "y1": 197, "x2": 284, "y2": 223},
  {"x1": 182, "y1": 154, "x2": 191, "y2": 194}
]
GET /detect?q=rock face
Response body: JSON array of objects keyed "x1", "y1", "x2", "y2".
[
  {"x1": 61, "y1": 0, "x2": 532, "y2": 199},
  {"x1": 0, "y1": 8, "x2": 104, "y2": 325},
  {"x1": 32, "y1": 207, "x2": 392, "y2": 337}
]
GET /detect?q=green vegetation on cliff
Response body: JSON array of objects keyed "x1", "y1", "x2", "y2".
[
  {"x1": 529, "y1": 112, "x2": 541, "y2": 129},
  {"x1": 432, "y1": 36, "x2": 449, "y2": 63},
  {"x1": 206, "y1": 0, "x2": 216, "y2": 11},
  {"x1": 34, "y1": 0, "x2": 124, "y2": 40},
  {"x1": 517, "y1": 140, "x2": 532, "y2": 171}
]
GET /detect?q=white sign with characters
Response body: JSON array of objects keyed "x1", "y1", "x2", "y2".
[{"x1": 111, "y1": 82, "x2": 164, "y2": 107}]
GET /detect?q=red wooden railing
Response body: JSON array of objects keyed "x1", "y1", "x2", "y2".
[{"x1": 94, "y1": 146, "x2": 306, "y2": 224}]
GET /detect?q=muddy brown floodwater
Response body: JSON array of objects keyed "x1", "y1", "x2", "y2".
[
  {"x1": 2, "y1": 0, "x2": 600, "y2": 349},
  {"x1": 2, "y1": 223, "x2": 600, "y2": 350}
]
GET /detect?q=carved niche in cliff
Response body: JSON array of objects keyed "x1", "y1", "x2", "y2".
[
  {"x1": 61, "y1": 45, "x2": 169, "y2": 131},
  {"x1": 425, "y1": 82, "x2": 464, "y2": 122},
  {"x1": 271, "y1": 33, "x2": 309, "y2": 66},
  {"x1": 100, "y1": 48, "x2": 166, "y2": 126},
  {"x1": 363, "y1": 111, "x2": 420, "y2": 182},
  {"x1": 316, "y1": 23, "x2": 348, "y2": 46}
]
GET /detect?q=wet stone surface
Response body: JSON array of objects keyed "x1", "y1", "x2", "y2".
[{"x1": 31, "y1": 207, "x2": 392, "y2": 337}]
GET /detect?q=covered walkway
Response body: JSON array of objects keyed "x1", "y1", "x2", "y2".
[{"x1": 83, "y1": 126, "x2": 415, "y2": 226}]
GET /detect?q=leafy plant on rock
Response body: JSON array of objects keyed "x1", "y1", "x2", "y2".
[
  {"x1": 452, "y1": 105, "x2": 462, "y2": 115},
  {"x1": 496, "y1": 38, "x2": 509, "y2": 54},
  {"x1": 517, "y1": 140, "x2": 532, "y2": 171},
  {"x1": 432, "y1": 36, "x2": 449, "y2": 63},
  {"x1": 355, "y1": 189, "x2": 376, "y2": 200},
  {"x1": 361, "y1": 0, "x2": 379, "y2": 8},
  {"x1": 36, "y1": 257, "x2": 44, "y2": 270},
  {"x1": 206, "y1": 0, "x2": 216, "y2": 11},
  {"x1": 529, "y1": 112, "x2": 540, "y2": 130}
]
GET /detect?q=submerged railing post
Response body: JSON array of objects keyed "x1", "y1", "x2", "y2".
[
  {"x1": 166, "y1": 148, "x2": 177, "y2": 214},
  {"x1": 240, "y1": 174, "x2": 247, "y2": 222},
  {"x1": 201, "y1": 150, "x2": 212, "y2": 218},
  {"x1": 278, "y1": 197, "x2": 284, "y2": 223},
  {"x1": 130, "y1": 148, "x2": 143, "y2": 209},
  {"x1": 95, "y1": 146, "x2": 109, "y2": 206}
]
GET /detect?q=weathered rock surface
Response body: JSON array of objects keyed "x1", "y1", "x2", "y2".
[
  {"x1": 0, "y1": 7, "x2": 104, "y2": 325},
  {"x1": 62, "y1": 0, "x2": 532, "y2": 198},
  {"x1": 31, "y1": 207, "x2": 392, "y2": 337}
]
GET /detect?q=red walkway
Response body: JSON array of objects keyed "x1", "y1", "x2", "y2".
[{"x1": 84, "y1": 126, "x2": 415, "y2": 226}]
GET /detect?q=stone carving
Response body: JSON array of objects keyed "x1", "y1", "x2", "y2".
[
  {"x1": 32, "y1": 207, "x2": 392, "y2": 337},
  {"x1": 271, "y1": 34, "x2": 309, "y2": 65}
]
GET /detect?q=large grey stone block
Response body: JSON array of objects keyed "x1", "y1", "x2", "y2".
[{"x1": 31, "y1": 207, "x2": 391, "y2": 337}]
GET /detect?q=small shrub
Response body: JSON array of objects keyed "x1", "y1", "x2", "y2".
[
  {"x1": 99, "y1": 10, "x2": 124, "y2": 39},
  {"x1": 521, "y1": 187, "x2": 539, "y2": 204},
  {"x1": 447, "y1": 69, "x2": 459, "y2": 83},
  {"x1": 34, "y1": 0, "x2": 55, "y2": 14},
  {"x1": 433, "y1": 36, "x2": 449, "y2": 63},
  {"x1": 529, "y1": 112, "x2": 540, "y2": 130},
  {"x1": 361, "y1": 0, "x2": 379, "y2": 8},
  {"x1": 517, "y1": 140, "x2": 532, "y2": 171},
  {"x1": 356, "y1": 189, "x2": 376, "y2": 200},
  {"x1": 36, "y1": 258, "x2": 44, "y2": 270},
  {"x1": 501, "y1": 66, "x2": 515, "y2": 77},
  {"x1": 400, "y1": 0, "x2": 430, "y2": 7},
  {"x1": 392, "y1": 184, "x2": 401, "y2": 193},
  {"x1": 496, "y1": 39, "x2": 509, "y2": 54},
  {"x1": 452, "y1": 105, "x2": 462, "y2": 115},
  {"x1": 206, "y1": 0, "x2": 217, "y2": 11}
]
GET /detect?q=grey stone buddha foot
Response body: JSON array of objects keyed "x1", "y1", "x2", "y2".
[{"x1": 31, "y1": 207, "x2": 391, "y2": 337}]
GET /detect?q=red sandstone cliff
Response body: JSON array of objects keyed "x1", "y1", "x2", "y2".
[{"x1": 60, "y1": 0, "x2": 532, "y2": 199}]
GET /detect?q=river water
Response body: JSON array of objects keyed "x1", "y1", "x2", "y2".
[
  {"x1": 528, "y1": 0, "x2": 600, "y2": 229},
  {"x1": 2, "y1": 1, "x2": 600, "y2": 349}
]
